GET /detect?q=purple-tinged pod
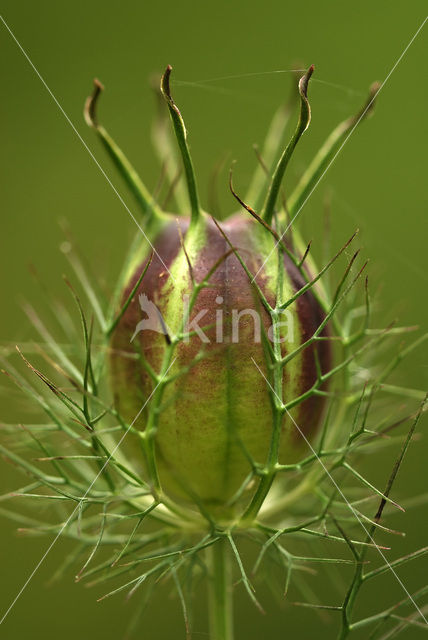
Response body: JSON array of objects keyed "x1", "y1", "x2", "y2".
[
  {"x1": 85, "y1": 64, "x2": 377, "y2": 514},
  {"x1": 110, "y1": 211, "x2": 330, "y2": 510}
]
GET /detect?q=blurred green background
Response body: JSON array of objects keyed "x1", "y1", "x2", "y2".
[{"x1": 1, "y1": 1, "x2": 427, "y2": 638}]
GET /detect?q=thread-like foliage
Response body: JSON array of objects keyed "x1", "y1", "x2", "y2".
[{"x1": 1, "y1": 66, "x2": 427, "y2": 640}]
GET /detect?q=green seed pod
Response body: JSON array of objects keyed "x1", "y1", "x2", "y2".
[
  {"x1": 110, "y1": 212, "x2": 330, "y2": 510},
  {"x1": 82, "y1": 64, "x2": 381, "y2": 521},
  {"x1": 104, "y1": 65, "x2": 333, "y2": 514}
]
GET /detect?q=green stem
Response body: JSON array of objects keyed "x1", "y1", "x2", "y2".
[
  {"x1": 245, "y1": 71, "x2": 299, "y2": 210},
  {"x1": 287, "y1": 81, "x2": 380, "y2": 218},
  {"x1": 262, "y1": 65, "x2": 313, "y2": 224},
  {"x1": 84, "y1": 79, "x2": 163, "y2": 219},
  {"x1": 161, "y1": 65, "x2": 201, "y2": 227},
  {"x1": 241, "y1": 249, "x2": 286, "y2": 523},
  {"x1": 208, "y1": 538, "x2": 234, "y2": 640},
  {"x1": 151, "y1": 78, "x2": 189, "y2": 214}
]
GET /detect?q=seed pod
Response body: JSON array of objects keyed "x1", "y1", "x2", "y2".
[
  {"x1": 110, "y1": 211, "x2": 331, "y2": 510},
  {"x1": 84, "y1": 65, "x2": 378, "y2": 515}
]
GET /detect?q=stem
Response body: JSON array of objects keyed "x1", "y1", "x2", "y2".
[
  {"x1": 241, "y1": 247, "x2": 286, "y2": 523},
  {"x1": 287, "y1": 81, "x2": 380, "y2": 218},
  {"x1": 84, "y1": 79, "x2": 163, "y2": 220},
  {"x1": 262, "y1": 65, "x2": 313, "y2": 224},
  {"x1": 161, "y1": 66, "x2": 201, "y2": 227},
  {"x1": 208, "y1": 538, "x2": 234, "y2": 640},
  {"x1": 245, "y1": 70, "x2": 300, "y2": 210}
]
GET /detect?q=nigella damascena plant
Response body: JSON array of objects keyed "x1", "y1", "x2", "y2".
[{"x1": 2, "y1": 64, "x2": 426, "y2": 640}]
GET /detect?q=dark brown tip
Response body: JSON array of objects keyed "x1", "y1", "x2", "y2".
[
  {"x1": 299, "y1": 64, "x2": 314, "y2": 99},
  {"x1": 365, "y1": 81, "x2": 381, "y2": 115},
  {"x1": 351, "y1": 81, "x2": 381, "y2": 125},
  {"x1": 161, "y1": 65, "x2": 173, "y2": 100},
  {"x1": 84, "y1": 78, "x2": 104, "y2": 128},
  {"x1": 370, "y1": 81, "x2": 382, "y2": 95}
]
